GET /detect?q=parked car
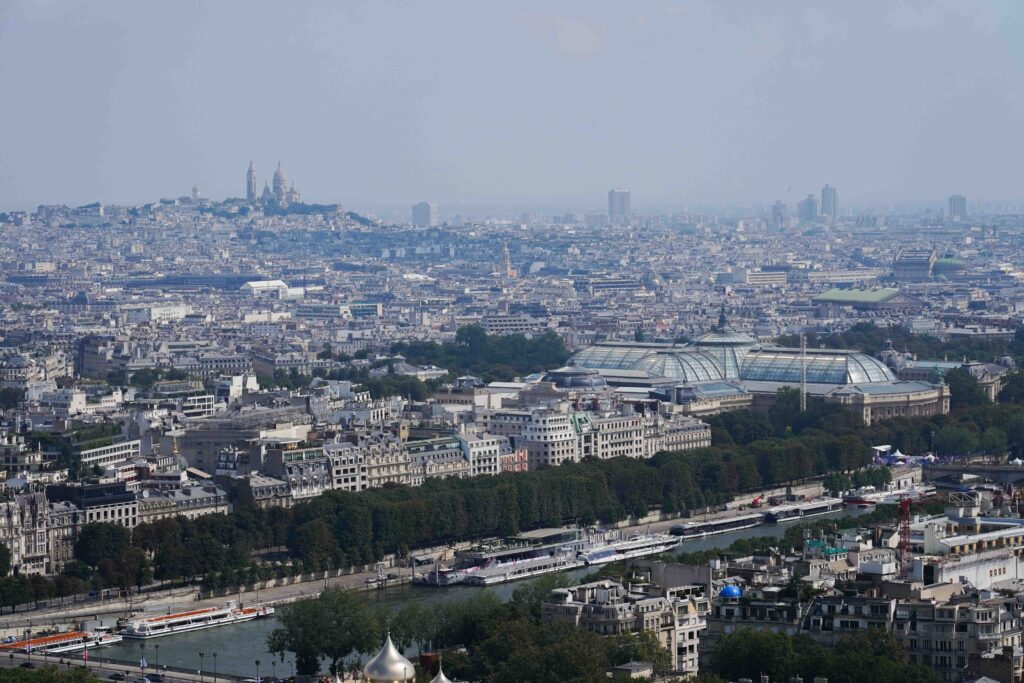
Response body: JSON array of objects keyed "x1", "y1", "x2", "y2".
[{"x1": 108, "y1": 673, "x2": 126, "y2": 681}]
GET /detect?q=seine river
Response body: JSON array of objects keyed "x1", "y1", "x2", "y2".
[{"x1": 97, "y1": 511, "x2": 857, "y2": 677}]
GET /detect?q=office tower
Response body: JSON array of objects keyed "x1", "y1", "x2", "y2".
[
  {"x1": 798, "y1": 194, "x2": 818, "y2": 222},
  {"x1": 246, "y1": 161, "x2": 257, "y2": 203},
  {"x1": 821, "y1": 184, "x2": 838, "y2": 218},
  {"x1": 949, "y1": 194, "x2": 967, "y2": 223},
  {"x1": 412, "y1": 202, "x2": 438, "y2": 227},
  {"x1": 771, "y1": 201, "x2": 786, "y2": 229},
  {"x1": 608, "y1": 189, "x2": 631, "y2": 220}
]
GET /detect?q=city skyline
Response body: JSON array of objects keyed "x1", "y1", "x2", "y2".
[{"x1": 3, "y1": 1, "x2": 1024, "y2": 210}]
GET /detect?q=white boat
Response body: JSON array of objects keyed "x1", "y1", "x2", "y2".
[
  {"x1": 0, "y1": 630, "x2": 123, "y2": 654},
  {"x1": 579, "y1": 533, "x2": 681, "y2": 565},
  {"x1": 122, "y1": 602, "x2": 274, "y2": 639},
  {"x1": 452, "y1": 528, "x2": 588, "y2": 586},
  {"x1": 763, "y1": 497, "x2": 843, "y2": 523},
  {"x1": 669, "y1": 512, "x2": 765, "y2": 538},
  {"x1": 461, "y1": 552, "x2": 583, "y2": 586}
]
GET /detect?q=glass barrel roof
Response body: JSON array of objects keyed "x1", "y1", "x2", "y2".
[
  {"x1": 571, "y1": 344, "x2": 672, "y2": 370},
  {"x1": 573, "y1": 342, "x2": 899, "y2": 387},
  {"x1": 631, "y1": 351, "x2": 724, "y2": 383},
  {"x1": 740, "y1": 350, "x2": 896, "y2": 385}
]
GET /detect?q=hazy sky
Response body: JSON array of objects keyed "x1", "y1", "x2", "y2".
[{"x1": 2, "y1": 0, "x2": 1023, "y2": 212}]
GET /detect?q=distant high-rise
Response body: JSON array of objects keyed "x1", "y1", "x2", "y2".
[
  {"x1": 949, "y1": 194, "x2": 967, "y2": 223},
  {"x1": 501, "y1": 242, "x2": 515, "y2": 281},
  {"x1": 246, "y1": 161, "x2": 257, "y2": 203},
  {"x1": 798, "y1": 194, "x2": 818, "y2": 222},
  {"x1": 771, "y1": 200, "x2": 786, "y2": 229},
  {"x1": 821, "y1": 184, "x2": 838, "y2": 218},
  {"x1": 412, "y1": 202, "x2": 438, "y2": 227},
  {"x1": 608, "y1": 189, "x2": 631, "y2": 220}
]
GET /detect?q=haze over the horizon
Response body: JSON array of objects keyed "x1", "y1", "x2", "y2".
[{"x1": 1, "y1": 0, "x2": 1023, "y2": 212}]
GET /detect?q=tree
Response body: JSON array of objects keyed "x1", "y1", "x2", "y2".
[
  {"x1": 129, "y1": 368, "x2": 162, "y2": 387},
  {"x1": 823, "y1": 472, "x2": 851, "y2": 495},
  {"x1": 980, "y1": 427, "x2": 1009, "y2": 456},
  {"x1": 0, "y1": 387, "x2": 25, "y2": 410},
  {"x1": 0, "y1": 664, "x2": 99, "y2": 683},
  {"x1": 74, "y1": 523, "x2": 131, "y2": 569},
  {"x1": 709, "y1": 629, "x2": 796, "y2": 682},
  {"x1": 999, "y1": 372, "x2": 1024, "y2": 403},
  {"x1": 933, "y1": 424, "x2": 978, "y2": 456},
  {"x1": 267, "y1": 588, "x2": 381, "y2": 676},
  {"x1": 0, "y1": 543, "x2": 10, "y2": 576},
  {"x1": 945, "y1": 368, "x2": 989, "y2": 409}
]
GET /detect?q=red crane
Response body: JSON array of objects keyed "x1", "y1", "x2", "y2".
[{"x1": 898, "y1": 495, "x2": 912, "y2": 578}]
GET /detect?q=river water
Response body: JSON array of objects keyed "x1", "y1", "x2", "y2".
[{"x1": 97, "y1": 510, "x2": 859, "y2": 677}]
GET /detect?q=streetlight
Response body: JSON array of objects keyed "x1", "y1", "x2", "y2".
[
  {"x1": 8, "y1": 653, "x2": 12, "y2": 669},
  {"x1": 212, "y1": 652, "x2": 217, "y2": 682},
  {"x1": 199, "y1": 651, "x2": 205, "y2": 683},
  {"x1": 255, "y1": 659, "x2": 261, "y2": 683}
]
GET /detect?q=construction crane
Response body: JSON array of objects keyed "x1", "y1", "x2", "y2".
[{"x1": 898, "y1": 495, "x2": 912, "y2": 579}]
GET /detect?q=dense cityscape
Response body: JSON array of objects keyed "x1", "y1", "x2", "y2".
[{"x1": 4, "y1": 2, "x2": 1024, "y2": 683}]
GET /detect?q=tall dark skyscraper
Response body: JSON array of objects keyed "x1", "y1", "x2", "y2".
[
  {"x1": 771, "y1": 200, "x2": 786, "y2": 229},
  {"x1": 949, "y1": 194, "x2": 967, "y2": 223},
  {"x1": 608, "y1": 189, "x2": 631, "y2": 221},
  {"x1": 798, "y1": 194, "x2": 818, "y2": 222},
  {"x1": 821, "y1": 184, "x2": 838, "y2": 218},
  {"x1": 412, "y1": 202, "x2": 438, "y2": 227}
]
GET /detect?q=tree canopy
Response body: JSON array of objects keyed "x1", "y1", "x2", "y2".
[
  {"x1": 267, "y1": 587, "x2": 380, "y2": 675},
  {"x1": 709, "y1": 629, "x2": 937, "y2": 683},
  {"x1": 391, "y1": 325, "x2": 571, "y2": 381}
]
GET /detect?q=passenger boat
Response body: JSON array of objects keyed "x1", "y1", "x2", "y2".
[
  {"x1": 418, "y1": 528, "x2": 587, "y2": 587},
  {"x1": 669, "y1": 512, "x2": 764, "y2": 538},
  {"x1": 121, "y1": 602, "x2": 274, "y2": 639},
  {"x1": 413, "y1": 564, "x2": 471, "y2": 587},
  {"x1": 0, "y1": 630, "x2": 122, "y2": 654},
  {"x1": 578, "y1": 533, "x2": 681, "y2": 565},
  {"x1": 462, "y1": 551, "x2": 582, "y2": 586},
  {"x1": 763, "y1": 497, "x2": 843, "y2": 523},
  {"x1": 842, "y1": 494, "x2": 877, "y2": 508}
]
